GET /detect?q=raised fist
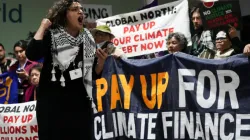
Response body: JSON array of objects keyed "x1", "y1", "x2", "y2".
[{"x1": 41, "y1": 18, "x2": 52, "y2": 30}]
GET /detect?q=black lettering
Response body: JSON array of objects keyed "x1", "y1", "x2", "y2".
[
  {"x1": 167, "y1": 7, "x2": 172, "y2": 14},
  {"x1": 133, "y1": 15, "x2": 138, "y2": 22},
  {"x1": 172, "y1": 6, "x2": 176, "y2": 14},
  {"x1": 91, "y1": 8, "x2": 101, "y2": 19},
  {"x1": 29, "y1": 104, "x2": 36, "y2": 111},
  {"x1": 106, "y1": 21, "x2": 111, "y2": 26},
  {"x1": 5, "y1": 107, "x2": 10, "y2": 113},
  {"x1": 101, "y1": 8, "x2": 109, "y2": 18},
  {"x1": 161, "y1": 8, "x2": 168, "y2": 15},
  {"x1": 115, "y1": 19, "x2": 121, "y2": 26},
  {"x1": 0, "y1": 106, "x2": 4, "y2": 113},
  {"x1": 84, "y1": 8, "x2": 91, "y2": 19},
  {"x1": 127, "y1": 16, "x2": 133, "y2": 24},
  {"x1": 155, "y1": 10, "x2": 161, "y2": 18},
  {"x1": 10, "y1": 106, "x2": 17, "y2": 113},
  {"x1": 121, "y1": 17, "x2": 127, "y2": 24},
  {"x1": 140, "y1": 12, "x2": 148, "y2": 20},
  {"x1": 111, "y1": 20, "x2": 115, "y2": 27},
  {"x1": 9, "y1": 4, "x2": 22, "y2": 23},
  {"x1": 3, "y1": 3, "x2": 7, "y2": 22},
  {"x1": 148, "y1": 11, "x2": 154, "y2": 19},
  {"x1": 23, "y1": 105, "x2": 30, "y2": 112}
]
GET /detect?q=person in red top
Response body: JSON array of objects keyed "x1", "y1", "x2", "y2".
[
  {"x1": 24, "y1": 64, "x2": 43, "y2": 101},
  {"x1": 9, "y1": 40, "x2": 37, "y2": 103}
]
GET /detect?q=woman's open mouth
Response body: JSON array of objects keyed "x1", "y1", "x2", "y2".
[{"x1": 78, "y1": 16, "x2": 83, "y2": 25}]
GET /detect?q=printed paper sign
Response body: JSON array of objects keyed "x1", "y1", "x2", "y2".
[
  {"x1": 200, "y1": 0, "x2": 242, "y2": 30},
  {"x1": 0, "y1": 101, "x2": 38, "y2": 140},
  {"x1": 96, "y1": 0, "x2": 191, "y2": 57}
]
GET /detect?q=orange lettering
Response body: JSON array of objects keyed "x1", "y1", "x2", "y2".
[
  {"x1": 111, "y1": 75, "x2": 122, "y2": 110},
  {"x1": 96, "y1": 78, "x2": 108, "y2": 112},
  {"x1": 119, "y1": 75, "x2": 134, "y2": 109},
  {"x1": 140, "y1": 74, "x2": 157, "y2": 109},
  {"x1": 157, "y1": 72, "x2": 169, "y2": 109}
]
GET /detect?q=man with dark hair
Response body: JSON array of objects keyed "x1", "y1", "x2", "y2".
[
  {"x1": 0, "y1": 43, "x2": 15, "y2": 74},
  {"x1": 189, "y1": 7, "x2": 243, "y2": 59},
  {"x1": 188, "y1": 7, "x2": 216, "y2": 59}
]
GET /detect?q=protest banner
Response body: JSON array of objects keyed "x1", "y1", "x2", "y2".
[
  {"x1": 0, "y1": 72, "x2": 19, "y2": 104},
  {"x1": 1, "y1": 53, "x2": 250, "y2": 140},
  {"x1": 200, "y1": 0, "x2": 242, "y2": 30},
  {"x1": 92, "y1": 54, "x2": 250, "y2": 140},
  {"x1": 0, "y1": 101, "x2": 38, "y2": 140},
  {"x1": 96, "y1": 0, "x2": 191, "y2": 57},
  {"x1": 84, "y1": 4, "x2": 112, "y2": 29}
]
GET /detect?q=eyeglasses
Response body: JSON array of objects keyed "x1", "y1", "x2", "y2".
[{"x1": 216, "y1": 37, "x2": 227, "y2": 41}]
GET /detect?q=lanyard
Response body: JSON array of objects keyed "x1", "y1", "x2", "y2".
[{"x1": 18, "y1": 59, "x2": 28, "y2": 70}]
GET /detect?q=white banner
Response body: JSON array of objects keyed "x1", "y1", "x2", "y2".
[
  {"x1": 84, "y1": 4, "x2": 112, "y2": 23},
  {"x1": 0, "y1": 101, "x2": 38, "y2": 140},
  {"x1": 96, "y1": 0, "x2": 191, "y2": 57}
]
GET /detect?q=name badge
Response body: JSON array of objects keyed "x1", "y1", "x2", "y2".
[{"x1": 69, "y1": 68, "x2": 82, "y2": 80}]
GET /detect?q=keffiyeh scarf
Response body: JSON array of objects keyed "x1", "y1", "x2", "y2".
[{"x1": 50, "y1": 27, "x2": 97, "y2": 113}]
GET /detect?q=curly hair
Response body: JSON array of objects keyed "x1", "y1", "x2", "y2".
[
  {"x1": 46, "y1": 0, "x2": 81, "y2": 28},
  {"x1": 167, "y1": 32, "x2": 188, "y2": 50}
]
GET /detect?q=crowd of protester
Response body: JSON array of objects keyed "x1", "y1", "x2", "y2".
[
  {"x1": 152, "y1": 7, "x2": 248, "y2": 59},
  {"x1": 0, "y1": 0, "x2": 250, "y2": 139},
  {"x1": 1, "y1": 5, "x2": 250, "y2": 104},
  {"x1": 0, "y1": 33, "x2": 43, "y2": 103}
]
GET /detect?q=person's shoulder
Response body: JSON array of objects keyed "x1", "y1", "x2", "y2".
[
  {"x1": 8, "y1": 60, "x2": 18, "y2": 72},
  {"x1": 27, "y1": 59, "x2": 38, "y2": 65},
  {"x1": 25, "y1": 60, "x2": 38, "y2": 71},
  {"x1": 6, "y1": 57, "x2": 17, "y2": 65}
]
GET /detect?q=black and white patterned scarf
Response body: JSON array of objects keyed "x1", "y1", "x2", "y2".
[{"x1": 50, "y1": 27, "x2": 97, "y2": 113}]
